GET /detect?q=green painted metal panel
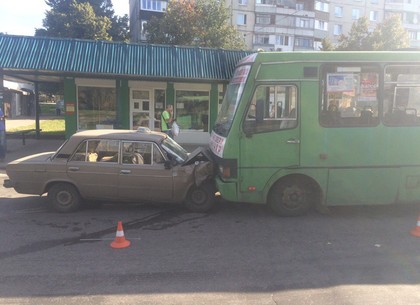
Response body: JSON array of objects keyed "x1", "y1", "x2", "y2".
[{"x1": 0, "y1": 35, "x2": 253, "y2": 81}]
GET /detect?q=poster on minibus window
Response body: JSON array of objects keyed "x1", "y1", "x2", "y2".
[
  {"x1": 359, "y1": 73, "x2": 378, "y2": 102},
  {"x1": 327, "y1": 73, "x2": 356, "y2": 92}
]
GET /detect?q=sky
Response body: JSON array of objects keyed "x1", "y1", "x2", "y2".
[{"x1": 0, "y1": 0, "x2": 129, "y2": 36}]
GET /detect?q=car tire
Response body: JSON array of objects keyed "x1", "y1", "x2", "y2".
[
  {"x1": 185, "y1": 182, "x2": 216, "y2": 213},
  {"x1": 48, "y1": 183, "x2": 82, "y2": 213}
]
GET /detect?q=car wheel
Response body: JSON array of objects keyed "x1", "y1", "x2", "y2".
[
  {"x1": 185, "y1": 182, "x2": 216, "y2": 213},
  {"x1": 268, "y1": 176, "x2": 317, "y2": 217},
  {"x1": 48, "y1": 183, "x2": 82, "y2": 213}
]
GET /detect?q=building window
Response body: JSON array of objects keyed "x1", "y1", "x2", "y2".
[
  {"x1": 78, "y1": 86, "x2": 116, "y2": 130},
  {"x1": 141, "y1": 0, "x2": 167, "y2": 12},
  {"x1": 335, "y1": 6, "x2": 343, "y2": 18},
  {"x1": 256, "y1": 0, "x2": 275, "y2": 4},
  {"x1": 334, "y1": 24, "x2": 343, "y2": 36},
  {"x1": 352, "y1": 9, "x2": 361, "y2": 20},
  {"x1": 175, "y1": 90, "x2": 209, "y2": 131},
  {"x1": 295, "y1": 37, "x2": 313, "y2": 48},
  {"x1": 255, "y1": 35, "x2": 270, "y2": 45},
  {"x1": 315, "y1": 1, "x2": 329, "y2": 12},
  {"x1": 297, "y1": 18, "x2": 311, "y2": 28},
  {"x1": 370, "y1": 11, "x2": 378, "y2": 22},
  {"x1": 238, "y1": 0, "x2": 247, "y2": 4},
  {"x1": 256, "y1": 14, "x2": 271, "y2": 25},
  {"x1": 315, "y1": 20, "x2": 328, "y2": 31},
  {"x1": 371, "y1": 0, "x2": 379, "y2": 4},
  {"x1": 237, "y1": 13, "x2": 247, "y2": 25},
  {"x1": 276, "y1": 35, "x2": 289, "y2": 45}
]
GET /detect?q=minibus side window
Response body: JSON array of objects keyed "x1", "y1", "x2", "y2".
[
  {"x1": 320, "y1": 65, "x2": 379, "y2": 127},
  {"x1": 383, "y1": 65, "x2": 420, "y2": 126},
  {"x1": 243, "y1": 85, "x2": 297, "y2": 134}
]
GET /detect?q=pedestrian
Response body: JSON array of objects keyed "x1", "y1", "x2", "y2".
[
  {"x1": 0, "y1": 108, "x2": 6, "y2": 162},
  {"x1": 161, "y1": 105, "x2": 174, "y2": 138}
]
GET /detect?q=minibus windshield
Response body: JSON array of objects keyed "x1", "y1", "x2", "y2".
[{"x1": 213, "y1": 65, "x2": 251, "y2": 137}]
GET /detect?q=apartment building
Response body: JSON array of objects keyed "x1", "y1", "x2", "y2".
[
  {"x1": 328, "y1": 0, "x2": 385, "y2": 44},
  {"x1": 129, "y1": 0, "x2": 420, "y2": 50}
]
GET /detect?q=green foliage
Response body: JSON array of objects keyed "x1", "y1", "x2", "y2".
[
  {"x1": 320, "y1": 38, "x2": 335, "y2": 51},
  {"x1": 144, "y1": 0, "x2": 246, "y2": 50},
  {"x1": 332, "y1": 15, "x2": 409, "y2": 51},
  {"x1": 36, "y1": 0, "x2": 129, "y2": 41},
  {"x1": 370, "y1": 14, "x2": 409, "y2": 50},
  {"x1": 7, "y1": 119, "x2": 65, "y2": 136},
  {"x1": 336, "y1": 17, "x2": 372, "y2": 51}
]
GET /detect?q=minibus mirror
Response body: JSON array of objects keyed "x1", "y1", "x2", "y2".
[{"x1": 256, "y1": 100, "x2": 264, "y2": 124}]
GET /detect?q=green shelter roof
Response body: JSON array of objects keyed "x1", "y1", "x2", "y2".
[{"x1": 0, "y1": 35, "x2": 253, "y2": 82}]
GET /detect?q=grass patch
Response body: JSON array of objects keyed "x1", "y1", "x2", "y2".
[{"x1": 7, "y1": 119, "x2": 65, "y2": 136}]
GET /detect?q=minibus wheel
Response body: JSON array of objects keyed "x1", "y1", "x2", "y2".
[{"x1": 268, "y1": 176, "x2": 315, "y2": 217}]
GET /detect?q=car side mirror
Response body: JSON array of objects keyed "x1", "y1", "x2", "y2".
[{"x1": 164, "y1": 160, "x2": 172, "y2": 169}]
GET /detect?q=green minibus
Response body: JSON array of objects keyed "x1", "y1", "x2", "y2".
[{"x1": 209, "y1": 51, "x2": 420, "y2": 216}]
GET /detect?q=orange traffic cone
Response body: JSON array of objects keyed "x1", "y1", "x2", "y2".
[
  {"x1": 110, "y1": 221, "x2": 131, "y2": 248},
  {"x1": 410, "y1": 214, "x2": 420, "y2": 237}
]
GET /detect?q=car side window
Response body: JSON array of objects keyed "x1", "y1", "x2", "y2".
[
  {"x1": 70, "y1": 139, "x2": 119, "y2": 163},
  {"x1": 122, "y1": 141, "x2": 164, "y2": 165}
]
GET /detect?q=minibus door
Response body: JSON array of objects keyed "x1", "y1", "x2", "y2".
[{"x1": 239, "y1": 83, "x2": 300, "y2": 197}]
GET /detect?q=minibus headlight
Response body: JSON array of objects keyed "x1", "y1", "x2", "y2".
[{"x1": 219, "y1": 165, "x2": 231, "y2": 179}]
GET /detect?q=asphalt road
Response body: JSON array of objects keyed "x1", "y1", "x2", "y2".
[{"x1": 0, "y1": 176, "x2": 419, "y2": 305}]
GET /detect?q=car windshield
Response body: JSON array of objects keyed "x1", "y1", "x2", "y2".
[
  {"x1": 50, "y1": 140, "x2": 69, "y2": 160},
  {"x1": 161, "y1": 137, "x2": 189, "y2": 163},
  {"x1": 213, "y1": 64, "x2": 251, "y2": 137}
]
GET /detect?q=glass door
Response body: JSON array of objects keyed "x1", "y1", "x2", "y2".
[{"x1": 131, "y1": 90, "x2": 151, "y2": 130}]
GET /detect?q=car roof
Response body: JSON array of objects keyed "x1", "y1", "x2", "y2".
[{"x1": 59, "y1": 129, "x2": 168, "y2": 154}]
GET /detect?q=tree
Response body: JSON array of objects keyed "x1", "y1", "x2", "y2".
[
  {"x1": 336, "y1": 17, "x2": 372, "y2": 51},
  {"x1": 144, "y1": 0, "x2": 246, "y2": 49},
  {"x1": 35, "y1": 0, "x2": 129, "y2": 41},
  {"x1": 333, "y1": 15, "x2": 409, "y2": 51},
  {"x1": 370, "y1": 14, "x2": 409, "y2": 50},
  {"x1": 320, "y1": 38, "x2": 335, "y2": 51}
]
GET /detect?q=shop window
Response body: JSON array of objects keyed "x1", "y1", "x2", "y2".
[
  {"x1": 78, "y1": 86, "x2": 116, "y2": 130},
  {"x1": 175, "y1": 90, "x2": 209, "y2": 131},
  {"x1": 320, "y1": 65, "x2": 379, "y2": 127}
]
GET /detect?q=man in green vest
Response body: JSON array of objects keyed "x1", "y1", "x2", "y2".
[{"x1": 161, "y1": 105, "x2": 174, "y2": 138}]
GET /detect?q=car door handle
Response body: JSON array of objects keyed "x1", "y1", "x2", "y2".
[
  {"x1": 286, "y1": 139, "x2": 300, "y2": 144},
  {"x1": 120, "y1": 170, "x2": 131, "y2": 174},
  {"x1": 68, "y1": 167, "x2": 80, "y2": 171}
]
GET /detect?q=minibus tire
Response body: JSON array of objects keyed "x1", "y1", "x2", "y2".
[{"x1": 268, "y1": 176, "x2": 313, "y2": 217}]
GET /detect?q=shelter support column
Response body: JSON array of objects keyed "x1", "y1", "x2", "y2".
[
  {"x1": 0, "y1": 71, "x2": 6, "y2": 160},
  {"x1": 117, "y1": 79, "x2": 129, "y2": 129},
  {"x1": 64, "y1": 78, "x2": 77, "y2": 138}
]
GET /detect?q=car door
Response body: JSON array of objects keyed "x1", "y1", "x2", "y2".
[
  {"x1": 119, "y1": 141, "x2": 173, "y2": 202},
  {"x1": 67, "y1": 139, "x2": 120, "y2": 200}
]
